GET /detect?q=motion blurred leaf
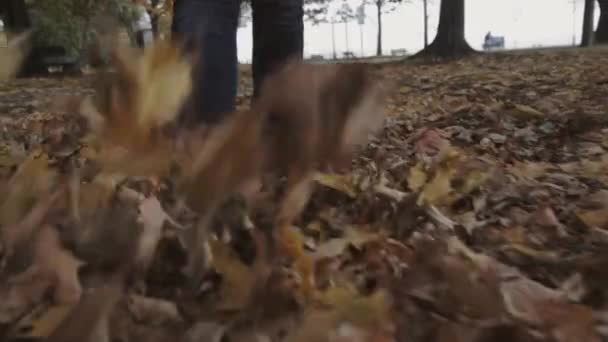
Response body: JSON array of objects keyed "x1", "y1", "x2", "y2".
[
  {"x1": 11, "y1": 226, "x2": 85, "y2": 304},
  {"x1": 209, "y1": 239, "x2": 257, "y2": 311},
  {"x1": 83, "y1": 40, "x2": 192, "y2": 177},
  {"x1": 576, "y1": 209, "x2": 608, "y2": 230},
  {"x1": 0, "y1": 31, "x2": 31, "y2": 80},
  {"x1": 17, "y1": 304, "x2": 76, "y2": 339}
]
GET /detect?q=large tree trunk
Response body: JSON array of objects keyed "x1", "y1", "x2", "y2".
[
  {"x1": 376, "y1": 0, "x2": 382, "y2": 56},
  {"x1": 582, "y1": 0, "x2": 596, "y2": 46},
  {"x1": 415, "y1": 0, "x2": 474, "y2": 58},
  {"x1": 597, "y1": 0, "x2": 608, "y2": 43},
  {"x1": 423, "y1": 0, "x2": 429, "y2": 48},
  {"x1": 2, "y1": 0, "x2": 31, "y2": 33}
]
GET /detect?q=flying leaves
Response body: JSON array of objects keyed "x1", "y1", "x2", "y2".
[{"x1": 0, "y1": 31, "x2": 31, "y2": 80}]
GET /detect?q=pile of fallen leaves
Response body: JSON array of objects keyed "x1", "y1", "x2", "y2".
[{"x1": 1, "y1": 32, "x2": 608, "y2": 342}]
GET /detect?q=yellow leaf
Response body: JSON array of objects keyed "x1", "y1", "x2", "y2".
[
  {"x1": 399, "y1": 86, "x2": 412, "y2": 94},
  {"x1": 0, "y1": 152, "x2": 56, "y2": 228},
  {"x1": 500, "y1": 243, "x2": 560, "y2": 263},
  {"x1": 18, "y1": 304, "x2": 76, "y2": 338},
  {"x1": 89, "y1": 39, "x2": 192, "y2": 154},
  {"x1": 313, "y1": 172, "x2": 357, "y2": 198},
  {"x1": 577, "y1": 209, "x2": 608, "y2": 230},
  {"x1": 511, "y1": 104, "x2": 544, "y2": 119},
  {"x1": 209, "y1": 239, "x2": 257, "y2": 311},
  {"x1": 417, "y1": 166, "x2": 453, "y2": 206},
  {"x1": 406, "y1": 162, "x2": 427, "y2": 192}
]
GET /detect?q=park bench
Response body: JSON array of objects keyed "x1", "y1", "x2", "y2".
[
  {"x1": 483, "y1": 36, "x2": 505, "y2": 50},
  {"x1": 391, "y1": 48, "x2": 407, "y2": 56},
  {"x1": 343, "y1": 51, "x2": 355, "y2": 59}
]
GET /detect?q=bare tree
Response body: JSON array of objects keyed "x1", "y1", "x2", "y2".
[{"x1": 365, "y1": 0, "x2": 403, "y2": 56}]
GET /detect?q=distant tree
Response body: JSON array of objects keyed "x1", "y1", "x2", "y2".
[
  {"x1": 304, "y1": 0, "x2": 330, "y2": 24},
  {"x1": 28, "y1": 0, "x2": 137, "y2": 57},
  {"x1": 581, "y1": 0, "x2": 596, "y2": 46},
  {"x1": 416, "y1": 0, "x2": 473, "y2": 58},
  {"x1": 364, "y1": 0, "x2": 404, "y2": 56},
  {"x1": 597, "y1": 0, "x2": 608, "y2": 43}
]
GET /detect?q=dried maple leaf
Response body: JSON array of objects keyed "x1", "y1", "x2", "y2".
[
  {"x1": 80, "y1": 39, "x2": 193, "y2": 177},
  {"x1": 97, "y1": 40, "x2": 192, "y2": 146}
]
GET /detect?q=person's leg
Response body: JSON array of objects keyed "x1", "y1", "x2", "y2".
[
  {"x1": 172, "y1": 0, "x2": 240, "y2": 124},
  {"x1": 135, "y1": 30, "x2": 145, "y2": 48},
  {"x1": 251, "y1": 0, "x2": 304, "y2": 99}
]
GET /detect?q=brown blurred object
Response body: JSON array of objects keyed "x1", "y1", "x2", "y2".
[{"x1": 255, "y1": 60, "x2": 387, "y2": 227}]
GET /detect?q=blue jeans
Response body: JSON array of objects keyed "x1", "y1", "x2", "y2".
[{"x1": 172, "y1": 0, "x2": 304, "y2": 124}]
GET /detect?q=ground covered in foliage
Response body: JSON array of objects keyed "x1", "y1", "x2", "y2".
[{"x1": 1, "y1": 46, "x2": 608, "y2": 342}]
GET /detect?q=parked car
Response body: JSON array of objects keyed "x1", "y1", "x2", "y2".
[{"x1": 1, "y1": 0, "x2": 79, "y2": 76}]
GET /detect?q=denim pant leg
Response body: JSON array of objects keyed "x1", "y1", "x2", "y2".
[
  {"x1": 251, "y1": 0, "x2": 304, "y2": 99},
  {"x1": 172, "y1": 0, "x2": 240, "y2": 124}
]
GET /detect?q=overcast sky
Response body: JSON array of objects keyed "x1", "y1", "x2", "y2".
[{"x1": 236, "y1": 0, "x2": 600, "y2": 62}]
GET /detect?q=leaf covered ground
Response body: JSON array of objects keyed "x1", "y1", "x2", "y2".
[{"x1": 1, "y1": 44, "x2": 608, "y2": 342}]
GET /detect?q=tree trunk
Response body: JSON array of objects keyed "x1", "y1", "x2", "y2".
[
  {"x1": 416, "y1": 0, "x2": 474, "y2": 58},
  {"x1": 3, "y1": 0, "x2": 31, "y2": 33},
  {"x1": 376, "y1": 0, "x2": 382, "y2": 56},
  {"x1": 597, "y1": 0, "x2": 608, "y2": 43},
  {"x1": 582, "y1": 0, "x2": 596, "y2": 46},
  {"x1": 423, "y1": 0, "x2": 429, "y2": 48}
]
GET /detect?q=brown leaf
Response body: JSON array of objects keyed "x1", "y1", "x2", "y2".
[
  {"x1": 538, "y1": 301, "x2": 600, "y2": 342},
  {"x1": 11, "y1": 226, "x2": 85, "y2": 304},
  {"x1": 44, "y1": 284, "x2": 123, "y2": 342},
  {"x1": 500, "y1": 276, "x2": 564, "y2": 324}
]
